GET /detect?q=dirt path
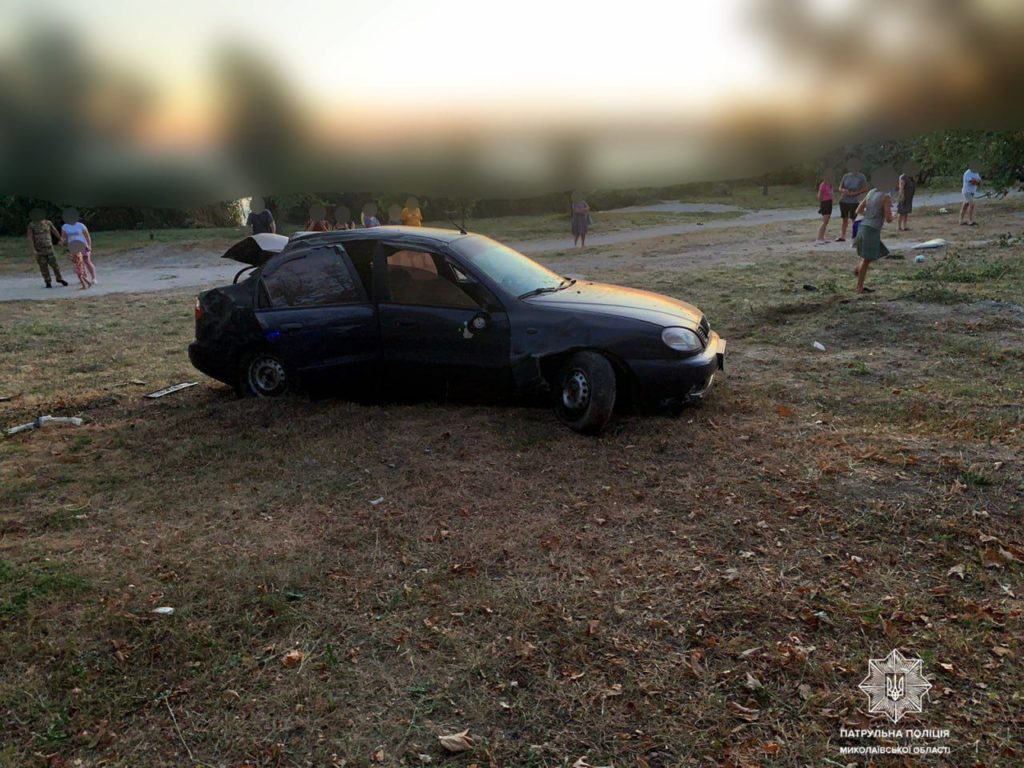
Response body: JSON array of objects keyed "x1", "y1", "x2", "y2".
[{"x1": 0, "y1": 191, "x2": 989, "y2": 302}]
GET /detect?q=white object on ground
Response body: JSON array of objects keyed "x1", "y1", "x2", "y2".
[
  {"x1": 151, "y1": 606, "x2": 175, "y2": 615},
  {"x1": 6, "y1": 415, "x2": 84, "y2": 436},
  {"x1": 369, "y1": 497, "x2": 385, "y2": 505},
  {"x1": 938, "y1": 207, "x2": 949, "y2": 214},
  {"x1": 912, "y1": 238, "x2": 947, "y2": 250},
  {"x1": 144, "y1": 382, "x2": 198, "y2": 399},
  {"x1": 915, "y1": 254, "x2": 926, "y2": 263},
  {"x1": 813, "y1": 341, "x2": 827, "y2": 351}
]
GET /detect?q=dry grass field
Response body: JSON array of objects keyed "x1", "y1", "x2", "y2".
[{"x1": 2, "y1": 203, "x2": 1023, "y2": 767}]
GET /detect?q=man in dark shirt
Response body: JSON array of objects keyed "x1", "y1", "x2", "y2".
[{"x1": 247, "y1": 197, "x2": 276, "y2": 235}]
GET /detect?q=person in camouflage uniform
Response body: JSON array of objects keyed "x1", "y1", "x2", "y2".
[{"x1": 27, "y1": 209, "x2": 68, "y2": 288}]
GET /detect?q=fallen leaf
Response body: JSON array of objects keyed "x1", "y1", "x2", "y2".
[
  {"x1": 981, "y1": 548, "x2": 1009, "y2": 569},
  {"x1": 727, "y1": 701, "x2": 760, "y2": 721},
  {"x1": 947, "y1": 564, "x2": 966, "y2": 579},
  {"x1": 777, "y1": 404, "x2": 794, "y2": 418},
  {"x1": 370, "y1": 747, "x2": 385, "y2": 763},
  {"x1": 438, "y1": 729, "x2": 475, "y2": 753},
  {"x1": 282, "y1": 649, "x2": 304, "y2": 668},
  {"x1": 763, "y1": 742, "x2": 782, "y2": 756},
  {"x1": 744, "y1": 673, "x2": 763, "y2": 691},
  {"x1": 798, "y1": 683, "x2": 813, "y2": 701},
  {"x1": 992, "y1": 646, "x2": 1013, "y2": 658}
]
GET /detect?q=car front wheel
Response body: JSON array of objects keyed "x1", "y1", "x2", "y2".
[
  {"x1": 553, "y1": 351, "x2": 616, "y2": 435},
  {"x1": 239, "y1": 351, "x2": 291, "y2": 397}
]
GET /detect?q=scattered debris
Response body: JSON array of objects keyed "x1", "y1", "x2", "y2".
[
  {"x1": 144, "y1": 382, "x2": 198, "y2": 399},
  {"x1": 813, "y1": 341, "x2": 826, "y2": 351},
  {"x1": 282, "y1": 649, "x2": 305, "y2": 668},
  {"x1": 438, "y1": 729, "x2": 475, "y2": 753},
  {"x1": 6, "y1": 415, "x2": 83, "y2": 436},
  {"x1": 0, "y1": 394, "x2": 17, "y2": 402},
  {"x1": 151, "y1": 606, "x2": 175, "y2": 615},
  {"x1": 947, "y1": 564, "x2": 966, "y2": 579},
  {"x1": 802, "y1": 284, "x2": 817, "y2": 291},
  {"x1": 915, "y1": 254, "x2": 926, "y2": 263},
  {"x1": 369, "y1": 497, "x2": 385, "y2": 506},
  {"x1": 938, "y1": 207, "x2": 949, "y2": 214},
  {"x1": 129, "y1": 379, "x2": 147, "y2": 386}
]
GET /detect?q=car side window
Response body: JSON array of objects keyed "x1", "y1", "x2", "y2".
[
  {"x1": 386, "y1": 249, "x2": 480, "y2": 309},
  {"x1": 263, "y1": 247, "x2": 366, "y2": 308}
]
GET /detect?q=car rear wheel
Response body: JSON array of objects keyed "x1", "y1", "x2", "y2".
[
  {"x1": 553, "y1": 351, "x2": 616, "y2": 435},
  {"x1": 239, "y1": 351, "x2": 291, "y2": 398}
]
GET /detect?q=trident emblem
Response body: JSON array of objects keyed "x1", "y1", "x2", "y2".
[{"x1": 885, "y1": 673, "x2": 905, "y2": 702}]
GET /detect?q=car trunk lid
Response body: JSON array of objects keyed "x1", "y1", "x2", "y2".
[{"x1": 222, "y1": 233, "x2": 289, "y2": 266}]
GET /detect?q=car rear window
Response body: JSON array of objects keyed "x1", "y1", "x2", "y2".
[{"x1": 264, "y1": 247, "x2": 366, "y2": 307}]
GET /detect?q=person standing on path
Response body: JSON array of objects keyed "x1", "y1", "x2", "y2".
[
  {"x1": 896, "y1": 161, "x2": 918, "y2": 231},
  {"x1": 570, "y1": 192, "x2": 591, "y2": 248},
  {"x1": 853, "y1": 167, "x2": 896, "y2": 294},
  {"x1": 247, "y1": 197, "x2": 277, "y2": 234},
  {"x1": 836, "y1": 159, "x2": 868, "y2": 242},
  {"x1": 61, "y1": 208, "x2": 96, "y2": 286},
  {"x1": 401, "y1": 197, "x2": 423, "y2": 226},
  {"x1": 305, "y1": 204, "x2": 331, "y2": 231},
  {"x1": 27, "y1": 209, "x2": 68, "y2": 288},
  {"x1": 960, "y1": 162, "x2": 982, "y2": 226},
  {"x1": 815, "y1": 170, "x2": 834, "y2": 244}
]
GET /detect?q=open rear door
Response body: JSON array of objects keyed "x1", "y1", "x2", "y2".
[{"x1": 222, "y1": 233, "x2": 289, "y2": 266}]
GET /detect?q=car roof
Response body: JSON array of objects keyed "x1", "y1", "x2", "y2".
[{"x1": 288, "y1": 226, "x2": 473, "y2": 251}]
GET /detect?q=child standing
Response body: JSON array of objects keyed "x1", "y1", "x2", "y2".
[{"x1": 815, "y1": 171, "x2": 834, "y2": 244}]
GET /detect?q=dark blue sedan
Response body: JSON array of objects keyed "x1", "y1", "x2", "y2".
[{"x1": 188, "y1": 227, "x2": 725, "y2": 434}]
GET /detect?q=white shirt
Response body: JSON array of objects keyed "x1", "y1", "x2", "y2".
[
  {"x1": 962, "y1": 169, "x2": 981, "y2": 195},
  {"x1": 62, "y1": 222, "x2": 88, "y2": 245}
]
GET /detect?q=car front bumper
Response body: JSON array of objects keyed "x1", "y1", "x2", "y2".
[{"x1": 628, "y1": 332, "x2": 726, "y2": 407}]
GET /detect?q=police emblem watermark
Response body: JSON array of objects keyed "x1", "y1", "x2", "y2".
[
  {"x1": 837, "y1": 649, "x2": 951, "y2": 757},
  {"x1": 859, "y1": 648, "x2": 931, "y2": 723}
]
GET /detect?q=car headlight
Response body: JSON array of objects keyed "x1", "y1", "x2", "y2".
[{"x1": 661, "y1": 326, "x2": 704, "y2": 353}]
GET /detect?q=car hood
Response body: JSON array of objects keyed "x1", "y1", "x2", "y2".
[
  {"x1": 222, "y1": 233, "x2": 289, "y2": 265},
  {"x1": 526, "y1": 281, "x2": 703, "y2": 328}
]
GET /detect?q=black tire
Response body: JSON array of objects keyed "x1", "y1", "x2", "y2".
[
  {"x1": 552, "y1": 351, "x2": 617, "y2": 435},
  {"x1": 238, "y1": 351, "x2": 291, "y2": 398}
]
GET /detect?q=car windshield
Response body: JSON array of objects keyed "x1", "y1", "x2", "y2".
[{"x1": 454, "y1": 235, "x2": 564, "y2": 298}]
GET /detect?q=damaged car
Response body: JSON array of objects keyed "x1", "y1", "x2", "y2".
[{"x1": 188, "y1": 227, "x2": 725, "y2": 434}]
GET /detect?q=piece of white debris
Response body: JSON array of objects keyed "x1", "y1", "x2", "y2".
[
  {"x1": 144, "y1": 382, "x2": 198, "y2": 399},
  {"x1": 369, "y1": 497, "x2": 385, "y2": 506},
  {"x1": 151, "y1": 607, "x2": 175, "y2": 615},
  {"x1": 6, "y1": 415, "x2": 83, "y2": 436},
  {"x1": 813, "y1": 341, "x2": 827, "y2": 351}
]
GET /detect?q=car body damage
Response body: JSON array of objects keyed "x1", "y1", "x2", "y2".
[{"x1": 191, "y1": 226, "x2": 725, "y2": 433}]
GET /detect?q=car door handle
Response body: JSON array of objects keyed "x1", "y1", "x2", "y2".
[{"x1": 281, "y1": 322, "x2": 304, "y2": 331}]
